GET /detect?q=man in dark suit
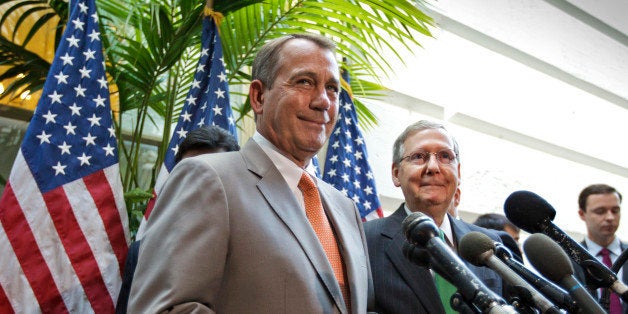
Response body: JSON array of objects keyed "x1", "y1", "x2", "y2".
[
  {"x1": 473, "y1": 213, "x2": 523, "y2": 263},
  {"x1": 129, "y1": 33, "x2": 372, "y2": 313},
  {"x1": 364, "y1": 120, "x2": 504, "y2": 313},
  {"x1": 573, "y1": 183, "x2": 626, "y2": 314}
]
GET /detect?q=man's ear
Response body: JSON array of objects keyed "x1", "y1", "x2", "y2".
[
  {"x1": 249, "y1": 80, "x2": 265, "y2": 115},
  {"x1": 392, "y1": 163, "x2": 401, "y2": 187},
  {"x1": 578, "y1": 209, "x2": 586, "y2": 221}
]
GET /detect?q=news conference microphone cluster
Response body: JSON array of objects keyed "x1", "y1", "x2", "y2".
[{"x1": 401, "y1": 190, "x2": 628, "y2": 314}]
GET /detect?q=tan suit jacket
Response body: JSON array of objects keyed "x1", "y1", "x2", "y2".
[{"x1": 129, "y1": 139, "x2": 372, "y2": 313}]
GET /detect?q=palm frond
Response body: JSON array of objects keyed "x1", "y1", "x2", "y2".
[
  {"x1": 0, "y1": 36, "x2": 49, "y2": 100},
  {"x1": 0, "y1": 0, "x2": 435, "y2": 195},
  {"x1": 221, "y1": 0, "x2": 432, "y2": 123}
]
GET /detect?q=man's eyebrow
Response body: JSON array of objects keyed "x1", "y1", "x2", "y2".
[{"x1": 289, "y1": 70, "x2": 317, "y2": 80}]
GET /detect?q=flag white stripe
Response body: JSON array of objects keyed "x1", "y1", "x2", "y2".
[
  {"x1": 153, "y1": 164, "x2": 169, "y2": 194},
  {"x1": 136, "y1": 164, "x2": 169, "y2": 240},
  {"x1": 0, "y1": 224, "x2": 40, "y2": 313},
  {"x1": 63, "y1": 173, "x2": 121, "y2": 303},
  {"x1": 363, "y1": 209, "x2": 382, "y2": 221},
  {"x1": 104, "y1": 165, "x2": 130, "y2": 244},
  {"x1": 9, "y1": 152, "x2": 89, "y2": 311}
]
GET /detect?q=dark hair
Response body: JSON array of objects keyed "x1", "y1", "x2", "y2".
[
  {"x1": 473, "y1": 213, "x2": 519, "y2": 232},
  {"x1": 578, "y1": 183, "x2": 623, "y2": 211},
  {"x1": 174, "y1": 126, "x2": 239, "y2": 163},
  {"x1": 392, "y1": 120, "x2": 460, "y2": 165},
  {"x1": 251, "y1": 33, "x2": 336, "y2": 89}
]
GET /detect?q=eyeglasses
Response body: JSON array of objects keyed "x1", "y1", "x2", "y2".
[{"x1": 400, "y1": 149, "x2": 458, "y2": 165}]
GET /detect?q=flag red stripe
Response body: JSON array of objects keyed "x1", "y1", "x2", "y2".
[
  {"x1": 43, "y1": 186, "x2": 115, "y2": 313},
  {"x1": 0, "y1": 270, "x2": 15, "y2": 314},
  {"x1": 144, "y1": 191, "x2": 157, "y2": 219},
  {"x1": 84, "y1": 170, "x2": 128, "y2": 273},
  {"x1": 0, "y1": 183, "x2": 67, "y2": 313}
]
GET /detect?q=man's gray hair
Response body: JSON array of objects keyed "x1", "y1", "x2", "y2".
[
  {"x1": 392, "y1": 120, "x2": 460, "y2": 165},
  {"x1": 251, "y1": 33, "x2": 337, "y2": 89}
]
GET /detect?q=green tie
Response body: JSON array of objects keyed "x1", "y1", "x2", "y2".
[{"x1": 435, "y1": 229, "x2": 458, "y2": 314}]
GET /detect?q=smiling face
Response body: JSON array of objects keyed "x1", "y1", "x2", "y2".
[
  {"x1": 579, "y1": 192, "x2": 621, "y2": 246},
  {"x1": 392, "y1": 128, "x2": 461, "y2": 225},
  {"x1": 249, "y1": 38, "x2": 340, "y2": 167}
]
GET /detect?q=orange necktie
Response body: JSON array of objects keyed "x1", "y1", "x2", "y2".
[{"x1": 298, "y1": 172, "x2": 350, "y2": 311}]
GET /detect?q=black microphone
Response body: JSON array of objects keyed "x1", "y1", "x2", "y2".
[
  {"x1": 524, "y1": 233, "x2": 605, "y2": 314},
  {"x1": 459, "y1": 231, "x2": 561, "y2": 314},
  {"x1": 402, "y1": 241, "x2": 430, "y2": 267},
  {"x1": 403, "y1": 212, "x2": 518, "y2": 314},
  {"x1": 493, "y1": 242, "x2": 578, "y2": 313},
  {"x1": 402, "y1": 241, "x2": 479, "y2": 314},
  {"x1": 504, "y1": 190, "x2": 628, "y2": 301}
]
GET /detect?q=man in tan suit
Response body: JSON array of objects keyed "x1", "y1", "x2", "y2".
[{"x1": 129, "y1": 33, "x2": 372, "y2": 313}]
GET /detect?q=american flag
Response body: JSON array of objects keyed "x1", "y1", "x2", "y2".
[
  {"x1": 322, "y1": 73, "x2": 383, "y2": 220},
  {"x1": 312, "y1": 155, "x2": 321, "y2": 178},
  {"x1": 136, "y1": 14, "x2": 237, "y2": 239},
  {"x1": 0, "y1": 0, "x2": 129, "y2": 312}
]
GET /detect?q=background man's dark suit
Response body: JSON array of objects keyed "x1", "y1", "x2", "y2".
[
  {"x1": 573, "y1": 240, "x2": 628, "y2": 313},
  {"x1": 364, "y1": 204, "x2": 503, "y2": 314}
]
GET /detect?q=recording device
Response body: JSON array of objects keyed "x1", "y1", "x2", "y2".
[
  {"x1": 459, "y1": 231, "x2": 561, "y2": 314},
  {"x1": 504, "y1": 190, "x2": 628, "y2": 301},
  {"x1": 493, "y1": 242, "x2": 578, "y2": 313},
  {"x1": 524, "y1": 233, "x2": 605, "y2": 314},
  {"x1": 402, "y1": 212, "x2": 518, "y2": 314}
]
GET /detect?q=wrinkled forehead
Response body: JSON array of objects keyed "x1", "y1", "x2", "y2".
[{"x1": 404, "y1": 128, "x2": 456, "y2": 150}]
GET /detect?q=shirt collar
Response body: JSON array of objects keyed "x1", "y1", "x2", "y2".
[
  {"x1": 585, "y1": 236, "x2": 622, "y2": 256},
  {"x1": 252, "y1": 132, "x2": 317, "y2": 188}
]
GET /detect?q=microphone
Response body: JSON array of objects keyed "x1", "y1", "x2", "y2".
[
  {"x1": 493, "y1": 242, "x2": 578, "y2": 313},
  {"x1": 524, "y1": 233, "x2": 605, "y2": 314},
  {"x1": 403, "y1": 212, "x2": 518, "y2": 314},
  {"x1": 504, "y1": 190, "x2": 628, "y2": 300},
  {"x1": 459, "y1": 231, "x2": 562, "y2": 314},
  {"x1": 402, "y1": 241, "x2": 479, "y2": 313}
]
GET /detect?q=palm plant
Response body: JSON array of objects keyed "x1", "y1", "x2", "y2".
[{"x1": 0, "y1": 0, "x2": 433, "y2": 233}]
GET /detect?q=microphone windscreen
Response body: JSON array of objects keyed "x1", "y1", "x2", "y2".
[
  {"x1": 402, "y1": 241, "x2": 430, "y2": 267},
  {"x1": 523, "y1": 233, "x2": 574, "y2": 282},
  {"x1": 459, "y1": 231, "x2": 495, "y2": 266},
  {"x1": 402, "y1": 211, "x2": 427, "y2": 233},
  {"x1": 504, "y1": 190, "x2": 557, "y2": 233}
]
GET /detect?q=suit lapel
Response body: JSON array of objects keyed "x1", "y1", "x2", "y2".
[
  {"x1": 242, "y1": 140, "x2": 346, "y2": 312},
  {"x1": 450, "y1": 217, "x2": 486, "y2": 273},
  {"x1": 450, "y1": 215, "x2": 469, "y2": 251},
  {"x1": 383, "y1": 206, "x2": 443, "y2": 313},
  {"x1": 319, "y1": 185, "x2": 359, "y2": 311}
]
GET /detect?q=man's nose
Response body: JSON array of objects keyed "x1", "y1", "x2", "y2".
[{"x1": 310, "y1": 87, "x2": 332, "y2": 111}]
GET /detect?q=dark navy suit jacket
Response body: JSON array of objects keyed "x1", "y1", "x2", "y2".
[
  {"x1": 116, "y1": 240, "x2": 140, "y2": 314},
  {"x1": 364, "y1": 205, "x2": 505, "y2": 314}
]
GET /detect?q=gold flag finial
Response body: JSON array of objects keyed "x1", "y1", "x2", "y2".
[
  {"x1": 204, "y1": 0, "x2": 224, "y2": 25},
  {"x1": 340, "y1": 76, "x2": 353, "y2": 99}
]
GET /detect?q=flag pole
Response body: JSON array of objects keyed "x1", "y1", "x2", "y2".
[{"x1": 204, "y1": 0, "x2": 223, "y2": 25}]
